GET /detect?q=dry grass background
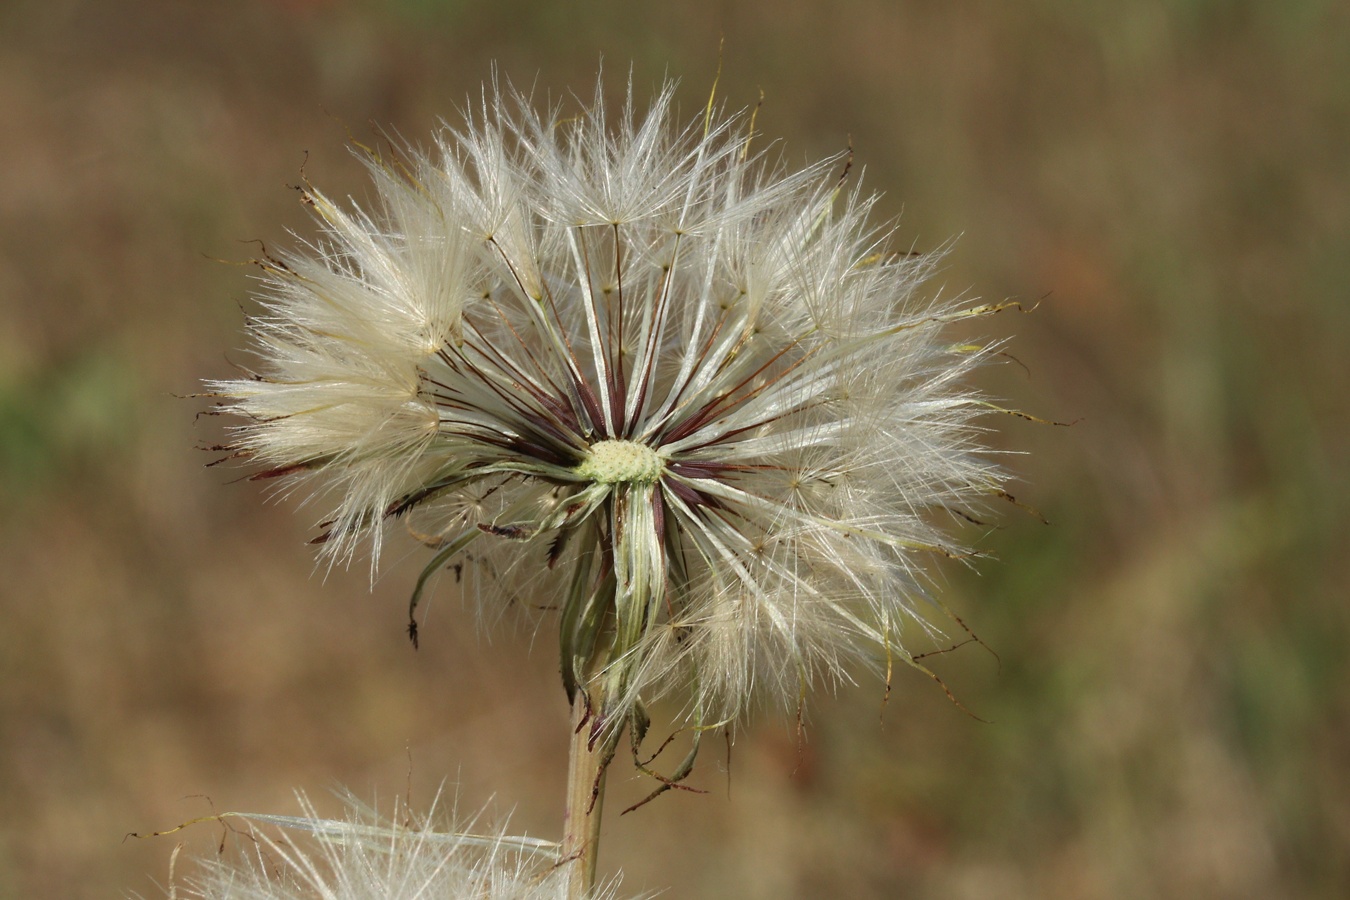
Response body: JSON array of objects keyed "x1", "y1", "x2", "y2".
[{"x1": 1, "y1": 0, "x2": 1347, "y2": 897}]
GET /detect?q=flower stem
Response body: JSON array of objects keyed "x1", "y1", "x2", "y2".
[{"x1": 562, "y1": 685, "x2": 608, "y2": 898}]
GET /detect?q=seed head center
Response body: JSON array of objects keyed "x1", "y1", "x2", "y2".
[{"x1": 576, "y1": 439, "x2": 665, "y2": 485}]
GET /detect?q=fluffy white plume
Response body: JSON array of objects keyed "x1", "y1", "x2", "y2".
[
  {"x1": 210, "y1": 74, "x2": 1016, "y2": 746},
  {"x1": 164, "y1": 794, "x2": 635, "y2": 900}
]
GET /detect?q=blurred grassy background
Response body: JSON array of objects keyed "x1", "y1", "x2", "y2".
[{"x1": 1, "y1": 0, "x2": 1347, "y2": 897}]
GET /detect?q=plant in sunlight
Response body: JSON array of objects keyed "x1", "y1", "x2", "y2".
[
  {"x1": 204, "y1": 72, "x2": 1019, "y2": 896},
  {"x1": 159, "y1": 793, "x2": 637, "y2": 900}
]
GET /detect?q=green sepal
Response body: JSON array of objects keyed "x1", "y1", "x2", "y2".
[{"x1": 406, "y1": 527, "x2": 482, "y2": 648}]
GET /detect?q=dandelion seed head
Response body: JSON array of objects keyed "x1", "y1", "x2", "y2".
[
  {"x1": 165, "y1": 793, "x2": 636, "y2": 900},
  {"x1": 209, "y1": 72, "x2": 1016, "y2": 735}
]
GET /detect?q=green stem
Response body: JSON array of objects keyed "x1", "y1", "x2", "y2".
[{"x1": 562, "y1": 686, "x2": 608, "y2": 898}]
